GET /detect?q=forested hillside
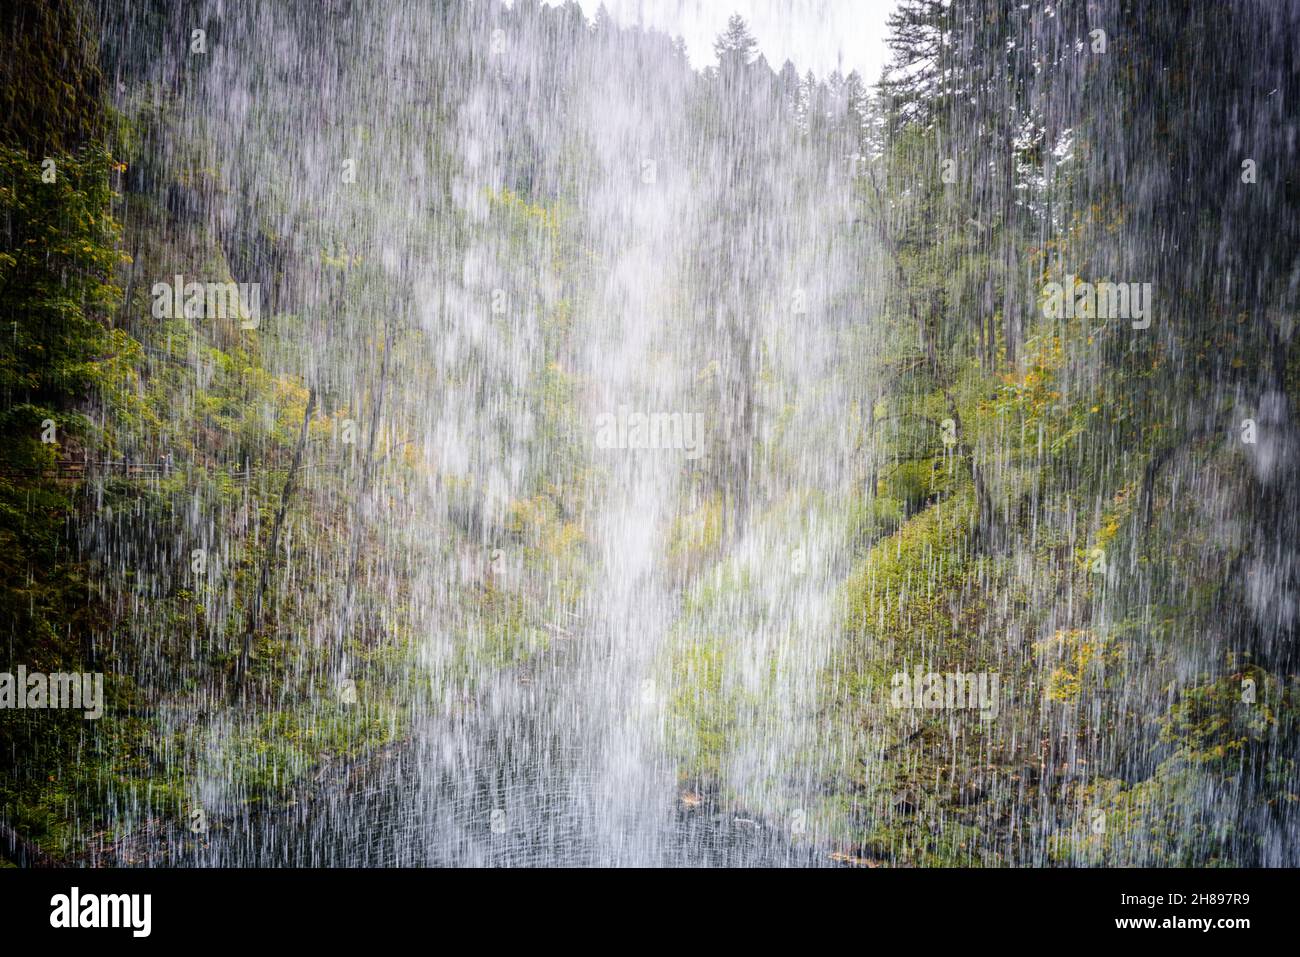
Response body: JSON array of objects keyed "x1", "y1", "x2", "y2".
[{"x1": 2, "y1": 0, "x2": 1298, "y2": 867}]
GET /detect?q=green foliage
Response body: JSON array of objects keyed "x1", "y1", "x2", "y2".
[
  {"x1": 0, "y1": 145, "x2": 123, "y2": 410},
  {"x1": 0, "y1": 144, "x2": 125, "y2": 829},
  {"x1": 0, "y1": 0, "x2": 106, "y2": 155}
]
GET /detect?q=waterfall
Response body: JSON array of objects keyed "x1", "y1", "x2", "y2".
[{"x1": 5, "y1": 0, "x2": 1297, "y2": 871}]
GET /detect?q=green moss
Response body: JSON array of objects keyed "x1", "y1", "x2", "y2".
[
  {"x1": 844, "y1": 484, "x2": 978, "y2": 651},
  {"x1": 667, "y1": 636, "x2": 735, "y2": 779},
  {"x1": 212, "y1": 702, "x2": 403, "y2": 805},
  {"x1": 666, "y1": 491, "x2": 724, "y2": 575}
]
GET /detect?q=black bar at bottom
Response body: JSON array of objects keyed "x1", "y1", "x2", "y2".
[{"x1": 0, "y1": 867, "x2": 1289, "y2": 944}]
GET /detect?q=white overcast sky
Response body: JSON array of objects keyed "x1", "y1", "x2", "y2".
[{"x1": 557, "y1": 0, "x2": 899, "y2": 81}]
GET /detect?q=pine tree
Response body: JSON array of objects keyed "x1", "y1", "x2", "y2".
[{"x1": 713, "y1": 13, "x2": 757, "y2": 67}]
